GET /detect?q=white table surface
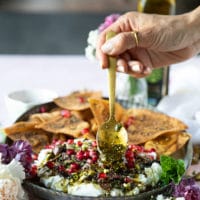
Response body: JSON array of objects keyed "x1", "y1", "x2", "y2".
[{"x1": 0, "y1": 55, "x2": 200, "y2": 127}]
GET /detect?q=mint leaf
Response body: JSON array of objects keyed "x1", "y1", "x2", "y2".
[{"x1": 160, "y1": 155, "x2": 185, "y2": 185}]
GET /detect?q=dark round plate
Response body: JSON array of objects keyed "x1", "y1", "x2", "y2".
[
  {"x1": 23, "y1": 179, "x2": 171, "y2": 200},
  {"x1": 8, "y1": 102, "x2": 193, "y2": 200}
]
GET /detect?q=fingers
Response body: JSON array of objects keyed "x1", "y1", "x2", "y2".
[
  {"x1": 96, "y1": 20, "x2": 121, "y2": 69},
  {"x1": 116, "y1": 59, "x2": 152, "y2": 78},
  {"x1": 101, "y1": 32, "x2": 138, "y2": 56},
  {"x1": 128, "y1": 61, "x2": 152, "y2": 78}
]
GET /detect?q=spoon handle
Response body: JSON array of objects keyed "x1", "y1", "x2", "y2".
[{"x1": 106, "y1": 31, "x2": 117, "y2": 120}]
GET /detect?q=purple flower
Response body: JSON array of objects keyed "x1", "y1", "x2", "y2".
[
  {"x1": 10, "y1": 140, "x2": 33, "y2": 172},
  {"x1": 98, "y1": 14, "x2": 120, "y2": 32},
  {"x1": 173, "y1": 178, "x2": 200, "y2": 200},
  {"x1": 0, "y1": 140, "x2": 33, "y2": 172},
  {"x1": 0, "y1": 144, "x2": 11, "y2": 164}
]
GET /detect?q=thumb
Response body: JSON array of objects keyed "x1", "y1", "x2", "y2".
[{"x1": 101, "y1": 32, "x2": 138, "y2": 55}]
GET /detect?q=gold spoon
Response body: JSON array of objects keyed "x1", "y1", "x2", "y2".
[{"x1": 97, "y1": 31, "x2": 128, "y2": 162}]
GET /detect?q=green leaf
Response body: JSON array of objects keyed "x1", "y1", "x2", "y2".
[{"x1": 160, "y1": 155, "x2": 185, "y2": 185}]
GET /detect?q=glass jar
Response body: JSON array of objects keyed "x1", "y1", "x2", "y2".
[{"x1": 116, "y1": 73, "x2": 148, "y2": 108}]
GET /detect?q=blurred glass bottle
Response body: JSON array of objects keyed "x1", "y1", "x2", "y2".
[
  {"x1": 116, "y1": 74, "x2": 148, "y2": 109},
  {"x1": 137, "y1": 0, "x2": 176, "y2": 106}
]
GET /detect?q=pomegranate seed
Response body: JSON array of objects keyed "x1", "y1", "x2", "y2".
[
  {"x1": 124, "y1": 177, "x2": 132, "y2": 183},
  {"x1": 98, "y1": 172, "x2": 107, "y2": 179},
  {"x1": 144, "y1": 148, "x2": 156, "y2": 153},
  {"x1": 32, "y1": 154, "x2": 38, "y2": 160},
  {"x1": 92, "y1": 141, "x2": 97, "y2": 147},
  {"x1": 77, "y1": 141, "x2": 83, "y2": 147},
  {"x1": 76, "y1": 150, "x2": 84, "y2": 160},
  {"x1": 40, "y1": 106, "x2": 46, "y2": 113},
  {"x1": 58, "y1": 165, "x2": 65, "y2": 172},
  {"x1": 67, "y1": 168, "x2": 74, "y2": 174},
  {"x1": 66, "y1": 149, "x2": 75, "y2": 156},
  {"x1": 45, "y1": 145, "x2": 54, "y2": 149},
  {"x1": 30, "y1": 165, "x2": 37, "y2": 176},
  {"x1": 83, "y1": 150, "x2": 90, "y2": 159},
  {"x1": 89, "y1": 150, "x2": 97, "y2": 158},
  {"x1": 70, "y1": 163, "x2": 79, "y2": 170},
  {"x1": 87, "y1": 159, "x2": 93, "y2": 164},
  {"x1": 124, "y1": 116, "x2": 134, "y2": 128},
  {"x1": 81, "y1": 128, "x2": 89, "y2": 135},
  {"x1": 61, "y1": 109, "x2": 71, "y2": 118},
  {"x1": 78, "y1": 96, "x2": 85, "y2": 103},
  {"x1": 92, "y1": 155, "x2": 98, "y2": 163},
  {"x1": 125, "y1": 150, "x2": 134, "y2": 160},
  {"x1": 67, "y1": 139, "x2": 74, "y2": 144},
  {"x1": 46, "y1": 161, "x2": 54, "y2": 169}
]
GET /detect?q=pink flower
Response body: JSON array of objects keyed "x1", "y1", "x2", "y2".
[{"x1": 98, "y1": 14, "x2": 120, "y2": 32}]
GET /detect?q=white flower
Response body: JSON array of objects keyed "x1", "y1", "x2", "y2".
[
  {"x1": 85, "y1": 29, "x2": 99, "y2": 61},
  {"x1": 87, "y1": 29, "x2": 99, "y2": 48},
  {"x1": 85, "y1": 45, "x2": 96, "y2": 61},
  {"x1": 0, "y1": 159, "x2": 26, "y2": 200}
]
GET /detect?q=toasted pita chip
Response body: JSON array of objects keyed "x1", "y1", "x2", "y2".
[
  {"x1": 36, "y1": 115, "x2": 90, "y2": 138},
  {"x1": 177, "y1": 132, "x2": 191, "y2": 150},
  {"x1": 29, "y1": 111, "x2": 61, "y2": 123},
  {"x1": 88, "y1": 98, "x2": 125, "y2": 126},
  {"x1": 54, "y1": 90, "x2": 102, "y2": 111},
  {"x1": 122, "y1": 109, "x2": 187, "y2": 144},
  {"x1": 144, "y1": 131, "x2": 179, "y2": 155},
  {"x1": 4, "y1": 121, "x2": 37, "y2": 135}
]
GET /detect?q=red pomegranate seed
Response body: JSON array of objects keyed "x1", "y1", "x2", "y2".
[
  {"x1": 32, "y1": 154, "x2": 38, "y2": 160},
  {"x1": 144, "y1": 148, "x2": 156, "y2": 153},
  {"x1": 98, "y1": 172, "x2": 107, "y2": 179},
  {"x1": 92, "y1": 141, "x2": 97, "y2": 147},
  {"x1": 78, "y1": 96, "x2": 85, "y2": 103},
  {"x1": 40, "y1": 106, "x2": 46, "y2": 113},
  {"x1": 61, "y1": 109, "x2": 71, "y2": 118},
  {"x1": 92, "y1": 155, "x2": 98, "y2": 163},
  {"x1": 76, "y1": 150, "x2": 84, "y2": 160},
  {"x1": 125, "y1": 150, "x2": 134, "y2": 159},
  {"x1": 124, "y1": 116, "x2": 135, "y2": 128},
  {"x1": 83, "y1": 150, "x2": 90, "y2": 159},
  {"x1": 46, "y1": 161, "x2": 54, "y2": 169},
  {"x1": 124, "y1": 177, "x2": 132, "y2": 183},
  {"x1": 70, "y1": 163, "x2": 79, "y2": 170},
  {"x1": 77, "y1": 141, "x2": 83, "y2": 147},
  {"x1": 30, "y1": 165, "x2": 37, "y2": 176},
  {"x1": 81, "y1": 128, "x2": 89, "y2": 135},
  {"x1": 87, "y1": 159, "x2": 93, "y2": 164},
  {"x1": 58, "y1": 165, "x2": 65, "y2": 172},
  {"x1": 67, "y1": 139, "x2": 74, "y2": 144},
  {"x1": 66, "y1": 149, "x2": 75, "y2": 156},
  {"x1": 89, "y1": 150, "x2": 97, "y2": 158}
]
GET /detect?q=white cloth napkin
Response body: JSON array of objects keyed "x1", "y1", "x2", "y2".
[{"x1": 157, "y1": 91, "x2": 200, "y2": 144}]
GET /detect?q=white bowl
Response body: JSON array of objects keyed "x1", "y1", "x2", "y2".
[{"x1": 5, "y1": 89, "x2": 58, "y2": 121}]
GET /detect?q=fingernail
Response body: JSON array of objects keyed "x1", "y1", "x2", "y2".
[
  {"x1": 101, "y1": 41, "x2": 113, "y2": 53},
  {"x1": 117, "y1": 66, "x2": 125, "y2": 73},
  {"x1": 144, "y1": 67, "x2": 152, "y2": 74},
  {"x1": 130, "y1": 64, "x2": 141, "y2": 72}
]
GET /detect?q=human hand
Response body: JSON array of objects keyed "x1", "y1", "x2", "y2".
[{"x1": 97, "y1": 8, "x2": 200, "y2": 78}]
